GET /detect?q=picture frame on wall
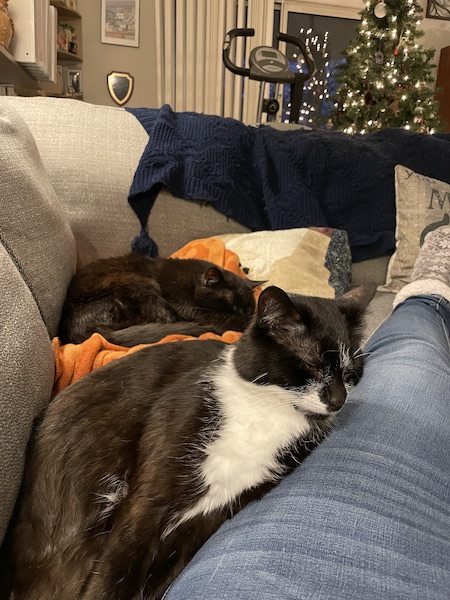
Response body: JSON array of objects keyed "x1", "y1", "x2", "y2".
[
  {"x1": 101, "y1": 0, "x2": 140, "y2": 47},
  {"x1": 66, "y1": 68, "x2": 82, "y2": 96},
  {"x1": 426, "y1": 0, "x2": 450, "y2": 20}
]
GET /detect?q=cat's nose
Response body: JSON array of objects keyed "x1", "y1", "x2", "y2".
[{"x1": 327, "y1": 380, "x2": 347, "y2": 412}]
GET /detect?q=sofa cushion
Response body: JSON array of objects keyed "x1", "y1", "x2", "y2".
[
  {"x1": 352, "y1": 256, "x2": 390, "y2": 287},
  {"x1": 149, "y1": 187, "x2": 250, "y2": 258},
  {"x1": 0, "y1": 246, "x2": 55, "y2": 545},
  {"x1": 0, "y1": 99, "x2": 76, "y2": 337},
  {"x1": 3, "y1": 97, "x2": 150, "y2": 267},
  {"x1": 380, "y1": 165, "x2": 450, "y2": 293}
]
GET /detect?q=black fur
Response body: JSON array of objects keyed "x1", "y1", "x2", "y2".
[
  {"x1": 58, "y1": 253, "x2": 257, "y2": 344},
  {"x1": 5, "y1": 285, "x2": 375, "y2": 600}
]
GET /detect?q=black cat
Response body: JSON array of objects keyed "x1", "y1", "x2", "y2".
[
  {"x1": 8, "y1": 284, "x2": 375, "y2": 600},
  {"x1": 58, "y1": 253, "x2": 258, "y2": 344}
]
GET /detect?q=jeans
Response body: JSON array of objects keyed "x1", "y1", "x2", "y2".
[{"x1": 165, "y1": 296, "x2": 450, "y2": 599}]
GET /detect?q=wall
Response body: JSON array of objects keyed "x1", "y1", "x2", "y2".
[
  {"x1": 77, "y1": 0, "x2": 449, "y2": 109},
  {"x1": 420, "y1": 0, "x2": 450, "y2": 79},
  {"x1": 77, "y1": 0, "x2": 158, "y2": 107}
]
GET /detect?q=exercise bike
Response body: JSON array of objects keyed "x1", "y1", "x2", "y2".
[{"x1": 223, "y1": 28, "x2": 315, "y2": 123}]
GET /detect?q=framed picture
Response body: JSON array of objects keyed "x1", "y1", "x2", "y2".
[
  {"x1": 66, "y1": 68, "x2": 83, "y2": 97},
  {"x1": 426, "y1": 0, "x2": 450, "y2": 20},
  {"x1": 101, "y1": 0, "x2": 140, "y2": 47}
]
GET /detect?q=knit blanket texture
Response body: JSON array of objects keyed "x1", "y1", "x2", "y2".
[{"x1": 127, "y1": 105, "x2": 450, "y2": 262}]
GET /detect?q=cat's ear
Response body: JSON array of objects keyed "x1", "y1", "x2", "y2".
[
  {"x1": 247, "y1": 278, "x2": 267, "y2": 288},
  {"x1": 336, "y1": 284, "x2": 376, "y2": 320},
  {"x1": 257, "y1": 286, "x2": 300, "y2": 330},
  {"x1": 203, "y1": 267, "x2": 226, "y2": 287}
]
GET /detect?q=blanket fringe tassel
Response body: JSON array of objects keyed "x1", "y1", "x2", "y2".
[{"x1": 131, "y1": 229, "x2": 158, "y2": 258}]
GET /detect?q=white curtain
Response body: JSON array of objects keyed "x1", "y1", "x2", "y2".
[{"x1": 154, "y1": 0, "x2": 275, "y2": 123}]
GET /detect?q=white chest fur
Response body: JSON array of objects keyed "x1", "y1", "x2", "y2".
[{"x1": 163, "y1": 346, "x2": 328, "y2": 538}]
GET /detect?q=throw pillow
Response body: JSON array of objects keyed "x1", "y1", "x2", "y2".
[
  {"x1": 215, "y1": 228, "x2": 352, "y2": 299},
  {"x1": 0, "y1": 98, "x2": 77, "y2": 337},
  {"x1": 3, "y1": 96, "x2": 148, "y2": 267},
  {"x1": 379, "y1": 165, "x2": 450, "y2": 293}
]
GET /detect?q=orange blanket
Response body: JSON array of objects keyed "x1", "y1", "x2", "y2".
[
  {"x1": 171, "y1": 236, "x2": 247, "y2": 277},
  {"x1": 52, "y1": 238, "x2": 254, "y2": 396},
  {"x1": 52, "y1": 330, "x2": 241, "y2": 397}
]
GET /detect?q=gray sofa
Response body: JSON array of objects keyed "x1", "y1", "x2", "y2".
[{"x1": 0, "y1": 96, "x2": 394, "y2": 547}]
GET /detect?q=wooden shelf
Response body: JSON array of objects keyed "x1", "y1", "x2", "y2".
[
  {"x1": 1, "y1": 1, "x2": 82, "y2": 94},
  {"x1": 50, "y1": 1, "x2": 81, "y2": 20},
  {"x1": 57, "y1": 49, "x2": 82, "y2": 63},
  {"x1": 51, "y1": 0, "x2": 83, "y2": 64},
  {"x1": 0, "y1": 45, "x2": 39, "y2": 89}
]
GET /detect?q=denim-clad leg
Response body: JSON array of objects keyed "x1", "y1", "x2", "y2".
[{"x1": 165, "y1": 296, "x2": 450, "y2": 600}]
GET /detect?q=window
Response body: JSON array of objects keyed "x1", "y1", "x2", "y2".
[{"x1": 274, "y1": 2, "x2": 359, "y2": 127}]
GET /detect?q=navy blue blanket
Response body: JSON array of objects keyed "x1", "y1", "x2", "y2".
[{"x1": 127, "y1": 105, "x2": 450, "y2": 262}]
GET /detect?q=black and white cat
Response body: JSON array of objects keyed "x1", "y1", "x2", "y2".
[
  {"x1": 58, "y1": 253, "x2": 258, "y2": 344},
  {"x1": 7, "y1": 284, "x2": 375, "y2": 600}
]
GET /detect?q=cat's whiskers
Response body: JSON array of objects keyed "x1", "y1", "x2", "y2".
[
  {"x1": 237, "y1": 380, "x2": 327, "y2": 414},
  {"x1": 253, "y1": 398, "x2": 303, "y2": 412},
  {"x1": 338, "y1": 343, "x2": 352, "y2": 370},
  {"x1": 235, "y1": 383, "x2": 295, "y2": 410},
  {"x1": 251, "y1": 372, "x2": 268, "y2": 384},
  {"x1": 353, "y1": 338, "x2": 372, "y2": 358},
  {"x1": 300, "y1": 341, "x2": 320, "y2": 363}
]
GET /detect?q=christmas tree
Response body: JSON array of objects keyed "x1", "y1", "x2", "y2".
[{"x1": 331, "y1": 0, "x2": 445, "y2": 133}]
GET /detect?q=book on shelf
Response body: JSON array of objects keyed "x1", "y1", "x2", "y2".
[{"x1": 8, "y1": 0, "x2": 57, "y2": 83}]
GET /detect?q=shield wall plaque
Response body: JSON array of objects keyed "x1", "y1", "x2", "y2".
[{"x1": 107, "y1": 71, "x2": 134, "y2": 106}]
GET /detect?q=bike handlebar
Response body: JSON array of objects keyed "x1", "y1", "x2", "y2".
[
  {"x1": 223, "y1": 28, "x2": 255, "y2": 77},
  {"x1": 223, "y1": 28, "x2": 315, "y2": 80},
  {"x1": 276, "y1": 32, "x2": 315, "y2": 79}
]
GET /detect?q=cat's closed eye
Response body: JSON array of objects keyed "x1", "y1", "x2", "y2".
[
  {"x1": 244, "y1": 304, "x2": 255, "y2": 317},
  {"x1": 343, "y1": 370, "x2": 362, "y2": 389}
]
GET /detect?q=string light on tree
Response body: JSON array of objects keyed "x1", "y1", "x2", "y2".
[
  {"x1": 332, "y1": 0, "x2": 445, "y2": 133},
  {"x1": 284, "y1": 27, "x2": 332, "y2": 127}
]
